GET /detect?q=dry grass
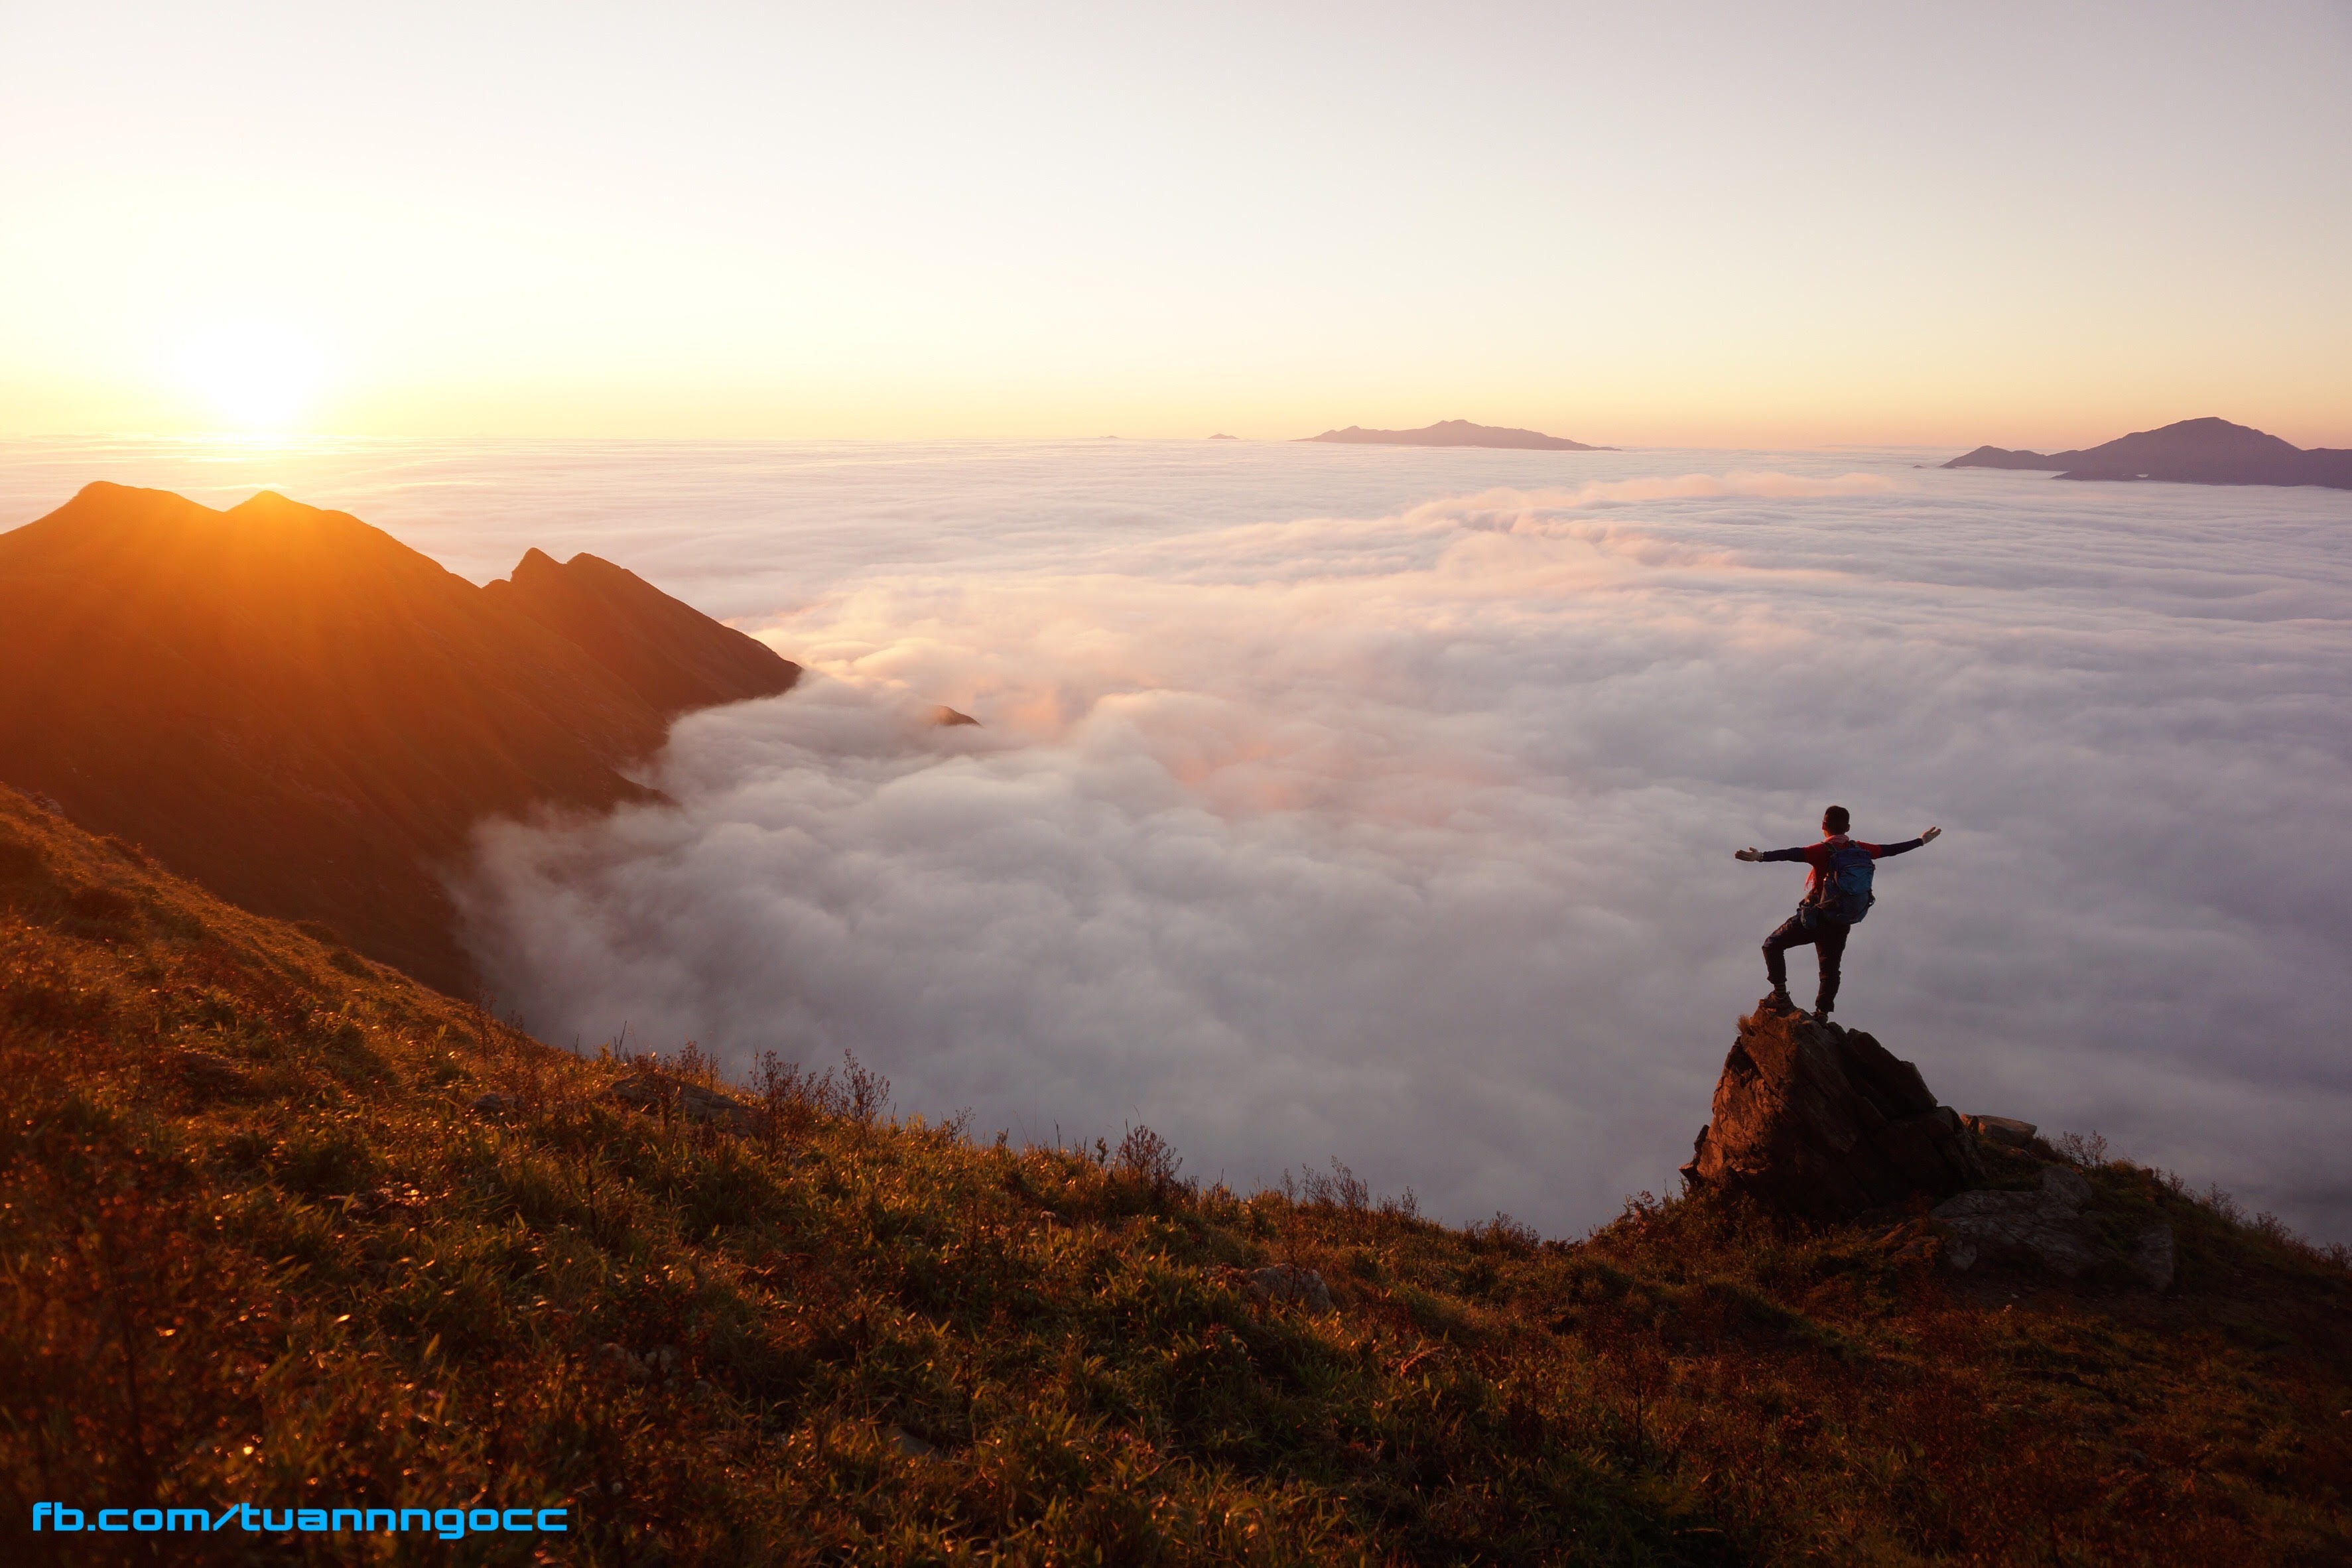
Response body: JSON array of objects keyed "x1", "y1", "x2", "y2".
[{"x1": 2, "y1": 786, "x2": 2347, "y2": 1565}]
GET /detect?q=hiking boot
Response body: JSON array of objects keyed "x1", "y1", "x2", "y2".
[
  {"x1": 1811, "y1": 1006, "x2": 1833, "y2": 1025},
  {"x1": 1764, "y1": 989, "x2": 1796, "y2": 1013}
]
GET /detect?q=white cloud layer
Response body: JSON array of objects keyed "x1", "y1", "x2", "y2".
[
  {"x1": 409, "y1": 448, "x2": 2351, "y2": 1241},
  {"x1": 5, "y1": 438, "x2": 2343, "y2": 1238}
]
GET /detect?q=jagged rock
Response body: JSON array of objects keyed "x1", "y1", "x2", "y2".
[
  {"x1": 609, "y1": 1073, "x2": 760, "y2": 1134},
  {"x1": 2130, "y1": 1223, "x2": 2178, "y2": 1292},
  {"x1": 887, "y1": 1425, "x2": 939, "y2": 1459},
  {"x1": 1872, "y1": 1217, "x2": 1945, "y2": 1268},
  {"x1": 1683, "y1": 1000, "x2": 1985, "y2": 1216},
  {"x1": 1964, "y1": 1114, "x2": 2038, "y2": 1149},
  {"x1": 471, "y1": 1091, "x2": 523, "y2": 1116},
  {"x1": 609, "y1": 1075, "x2": 661, "y2": 1108},
  {"x1": 1250, "y1": 1266, "x2": 1334, "y2": 1313},
  {"x1": 1934, "y1": 1167, "x2": 2103, "y2": 1275},
  {"x1": 1933, "y1": 1171, "x2": 2174, "y2": 1290},
  {"x1": 1931, "y1": 1168, "x2": 2176, "y2": 1290}
]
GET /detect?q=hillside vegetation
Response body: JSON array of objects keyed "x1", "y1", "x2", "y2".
[{"x1": 3, "y1": 785, "x2": 2348, "y2": 1565}]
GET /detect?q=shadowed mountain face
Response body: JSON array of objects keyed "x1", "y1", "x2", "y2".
[
  {"x1": 0, "y1": 483, "x2": 798, "y2": 994},
  {"x1": 487, "y1": 547, "x2": 799, "y2": 720},
  {"x1": 1945, "y1": 417, "x2": 2352, "y2": 490},
  {"x1": 1303, "y1": 419, "x2": 1612, "y2": 451}
]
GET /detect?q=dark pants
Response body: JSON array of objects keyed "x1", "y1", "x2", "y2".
[{"x1": 1764, "y1": 905, "x2": 1850, "y2": 1010}]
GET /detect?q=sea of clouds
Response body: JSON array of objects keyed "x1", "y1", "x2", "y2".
[{"x1": 5, "y1": 438, "x2": 2348, "y2": 1238}]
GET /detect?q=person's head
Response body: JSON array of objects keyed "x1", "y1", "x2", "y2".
[{"x1": 1821, "y1": 805, "x2": 1851, "y2": 836}]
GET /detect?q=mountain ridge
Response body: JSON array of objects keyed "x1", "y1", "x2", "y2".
[
  {"x1": 0, "y1": 482, "x2": 798, "y2": 993},
  {"x1": 1945, "y1": 416, "x2": 2352, "y2": 490},
  {"x1": 1303, "y1": 419, "x2": 1612, "y2": 451}
]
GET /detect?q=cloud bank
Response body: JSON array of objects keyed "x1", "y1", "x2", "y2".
[{"x1": 435, "y1": 452, "x2": 2352, "y2": 1240}]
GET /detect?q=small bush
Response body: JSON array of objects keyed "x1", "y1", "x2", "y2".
[{"x1": 1114, "y1": 1123, "x2": 1187, "y2": 1198}]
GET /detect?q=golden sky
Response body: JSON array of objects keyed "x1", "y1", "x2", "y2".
[{"x1": 3, "y1": 2, "x2": 2347, "y2": 448}]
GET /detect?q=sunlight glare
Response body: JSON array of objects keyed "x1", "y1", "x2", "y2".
[{"x1": 178, "y1": 323, "x2": 326, "y2": 430}]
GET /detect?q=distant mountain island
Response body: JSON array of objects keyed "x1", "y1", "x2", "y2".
[
  {"x1": 1303, "y1": 419, "x2": 1613, "y2": 452},
  {"x1": 1945, "y1": 417, "x2": 2352, "y2": 491}
]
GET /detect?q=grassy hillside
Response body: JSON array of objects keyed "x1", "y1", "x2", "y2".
[{"x1": 3, "y1": 784, "x2": 2348, "y2": 1565}]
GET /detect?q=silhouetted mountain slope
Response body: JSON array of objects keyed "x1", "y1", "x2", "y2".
[
  {"x1": 0, "y1": 483, "x2": 797, "y2": 994},
  {"x1": 486, "y1": 548, "x2": 797, "y2": 720},
  {"x1": 1303, "y1": 419, "x2": 1612, "y2": 451},
  {"x1": 1946, "y1": 417, "x2": 2352, "y2": 490}
]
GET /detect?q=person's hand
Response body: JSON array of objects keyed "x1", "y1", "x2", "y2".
[
  {"x1": 1921, "y1": 825, "x2": 1941, "y2": 844},
  {"x1": 1735, "y1": 847, "x2": 1760, "y2": 862}
]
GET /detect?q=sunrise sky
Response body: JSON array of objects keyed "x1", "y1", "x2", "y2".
[{"x1": 3, "y1": 1, "x2": 2347, "y2": 446}]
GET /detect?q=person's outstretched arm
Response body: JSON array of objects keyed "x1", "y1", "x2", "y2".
[
  {"x1": 1868, "y1": 825, "x2": 1942, "y2": 859},
  {"x1": 1734, "y1": 845, "x2": 1811, "y2": 862}
]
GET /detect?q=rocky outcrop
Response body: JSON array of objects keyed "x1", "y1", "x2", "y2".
[
  {"x1": 610, "y1": 1073, "x2": 761, "y2": 1135},
  {"x1": 1962, "y1": 1114, "x2": 2038, "y2": 1149},
  {"x1": 1682, "y1": 1000, "x2": 1983, "y2": 1216},
  {"x1": 2130, "y1": 1224, "x2": 2178, "y2": 1292},
  {"x1": 1250, "y1": 1266, "x2": 1335, "y2": 1313},
  {"x1": 1934, "y1": 1167, "x2": 2102, "y2": 1275},
  {"x1": 1677, "y1": 1004, "x2": 2178, "y2": 1291},
  {"x1": 1934, "y1": 1168, "x2": 2176, "y2": 1291}
]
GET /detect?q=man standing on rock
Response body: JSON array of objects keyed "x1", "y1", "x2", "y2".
[{"x1": 1736, "y1": 807, "x2": 1939, "y2": 1023}]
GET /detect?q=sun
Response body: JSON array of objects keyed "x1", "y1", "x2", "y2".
[{"x1": 178, "y1": 322, "x2": 326, "y2": 430}]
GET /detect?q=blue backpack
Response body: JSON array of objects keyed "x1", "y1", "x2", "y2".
[{"x1": 1815, "y1": 840, "x2": 1876, "y2": 923}]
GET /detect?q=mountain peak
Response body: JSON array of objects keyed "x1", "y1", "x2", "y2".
[
  {"x1": 1302, "y1": 419, "x2": 1612, "y2": 451},
  {"x1": 0, "y1": 484, "x2": 798, "y2": 992},
  {"x1": 1943, "y1": 417, "x2": 2348, "y2": 488},
  {"x1": 226, "y1": 487, "x2": 300, "y2": 511},
  {"x1": 488, "y1": 546, "x2": 796, "y2": 722}
]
